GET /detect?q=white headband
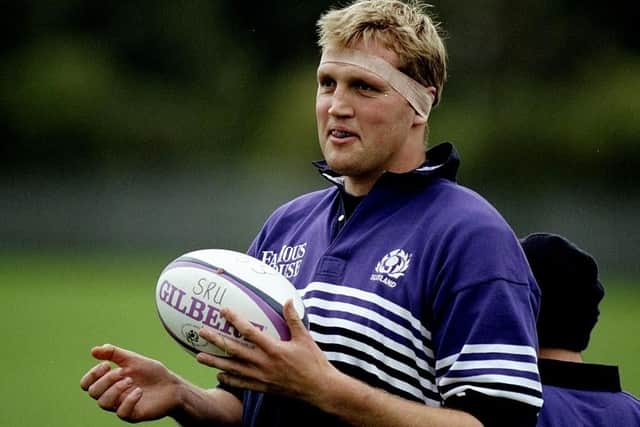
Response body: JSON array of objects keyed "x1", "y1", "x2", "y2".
[{"x1": 320, "y1": 47, "x2": 434, "y2": 118}]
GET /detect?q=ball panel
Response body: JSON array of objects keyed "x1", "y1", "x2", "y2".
[
  {"x1": 155, "y1": 276, "x2": 230, "y2": 357},
  {"x1": 155, "y1": 249, "x2": 306, "y2": 357},
  {"x1": 156, "y1": 307, "x2": 210, "y2": 355},
  {"x1": 196, "y1": 250, "x2": 308, "y2": 326},
  {"x1": 185, "y1": 250, "x2": 304, "y2": 307},
  {"x1": 175, "y1": 256, "x2": 291, "y2": 340}
]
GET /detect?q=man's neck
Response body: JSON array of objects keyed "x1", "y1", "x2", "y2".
[
  {"x1": 539, "y1": 347, "x2": 583, "y2": 363},
  {"x1": 344, "y1": 173, "x2": 380, "y2": 197},
  {"x1": 344, "y1": 147, "x2": 427, "y2": 196}
]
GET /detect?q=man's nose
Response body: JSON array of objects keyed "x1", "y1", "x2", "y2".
[{"x1": 328, "y1": 85, "x2": 354, "y2": 117}]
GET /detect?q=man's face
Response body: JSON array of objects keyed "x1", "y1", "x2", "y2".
[{"x1": 315, "y1": 40, "x2": 425, "y2": 194}]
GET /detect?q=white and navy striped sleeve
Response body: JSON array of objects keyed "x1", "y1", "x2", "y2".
[
  {"x1": 428, "y1": 214, "x2": 543, "y2": 426},
  {"x1": 433, "y1": 279, "x2": 542, "y2": 425}
]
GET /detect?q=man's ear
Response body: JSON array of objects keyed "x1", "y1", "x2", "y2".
[{"x1": 413, "y1": 112, "x2": 428, "y2": 126}]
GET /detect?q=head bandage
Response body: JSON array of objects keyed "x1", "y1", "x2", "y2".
[{"x1": 320, "y1": 47, "x2": 435, "y2": 118}]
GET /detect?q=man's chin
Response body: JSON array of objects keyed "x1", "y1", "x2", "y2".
[
  {"x1": 323, "y1": 147, "x2": 371, "y2": 176},
  {"x1": 325, "y1": 158, "x2": 353, "y2": 175}
]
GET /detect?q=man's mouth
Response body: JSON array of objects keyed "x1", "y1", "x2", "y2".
[{"x1": 329, "y1": 128, "x2": 357, "y2": 139}]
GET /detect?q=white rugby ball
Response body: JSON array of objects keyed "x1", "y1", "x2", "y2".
[{"x1": 155, "y1": 249, "x2": 307, "y2": 357}]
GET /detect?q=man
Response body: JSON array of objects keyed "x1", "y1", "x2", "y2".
[
  {"x1": 520, "y1": 233, "x2": 640, "y2": 426},
  {"x1": 81, "y1": 1, "x2": 542, "y2": 426}
]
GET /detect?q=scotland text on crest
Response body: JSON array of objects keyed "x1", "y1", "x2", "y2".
[{"x1": 370, "y1": 249, "x2": 412, "y2": 287}]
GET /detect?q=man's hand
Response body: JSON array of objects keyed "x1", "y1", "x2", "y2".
[
  {"x1": 80, "y1": 344, "x2": 183, "y2": 422},
  {"x1": 196, "y1": 299, "x2": 336, "y2": 405}
]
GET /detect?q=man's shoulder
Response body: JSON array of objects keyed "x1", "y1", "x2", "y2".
[
  {"x1": 265, "y1": 187, "x2": 336, "y2": 224},
  {"x1": 432, "y1": 178, "x2": 494, "y2": 207},
  {"x1": 250, "y1": 186, "x2": 336, "y2": 254},
  {"x1": 425, "y1": 179, "x2": 509, "y2": 231}
]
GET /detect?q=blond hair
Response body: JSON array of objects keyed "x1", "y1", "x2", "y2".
[{"x1": 317, "y1": 0, "x2": 447, "y2": 106}]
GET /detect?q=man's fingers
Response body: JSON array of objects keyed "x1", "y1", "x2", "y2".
[
  {"x1": 198, "y1": 327, "x2": 251, "y2": 359},
  {"x1": 283, "y1": 299, "x2": 306, "y2": 338},
  {"x1": 96, "y1": 376, "x2": 134, "y2": 411},
  {"x1": 196, "y1": 347, "x2": 244, "y2": 371},
  {"x1": 87, "y1": 367, "x2": 125, "y2": 400},
  {"x1": 219, "y1": 308, "x2": 272, "y2": 349},
  {"x1": 80, "y1": 361, "x2": 111, "y2": 390},
  {"x1": 196, "y1": 350, "x2": 228, "y2": 369},
  {"x1": 116, "y1": 387, "x2": 143, "y2": 421},
  {"x1": 91, "y1": 343, "x2": 138, "y2": 365},
  {"x1": 196, "y1": 346, "x2": 261, "y2": 382}
]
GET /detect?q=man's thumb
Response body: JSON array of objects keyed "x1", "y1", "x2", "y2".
[
  {"x1": 284, "y1": 299, "x2": 306, "y2": 337},
  {"x1": 91, "y1": 343, "x2": 136, "y2": 364}
]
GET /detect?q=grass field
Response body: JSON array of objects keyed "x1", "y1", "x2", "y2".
[{"x1": 1, "y1": 250, "x2": 638, "y2": 427}]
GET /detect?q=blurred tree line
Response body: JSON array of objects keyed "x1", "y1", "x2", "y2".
[{"x1": 1, "y1": 0, "x2": 638, "y2": 190}]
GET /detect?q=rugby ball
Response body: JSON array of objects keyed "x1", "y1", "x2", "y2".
[{"x1": 155, "y1": 249, "x2": 307, "y2": 357}]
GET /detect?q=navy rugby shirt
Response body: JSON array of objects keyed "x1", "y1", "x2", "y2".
[
  {"x1": 536, "y1": 358, "x2": 640, "y2": 426},
  {"x1": 223, "y1": 142, "x2": 542, "y2": 427}
]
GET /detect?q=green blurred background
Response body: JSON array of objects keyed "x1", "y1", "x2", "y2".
[{"x1": 1, "y1": 1, "x2": 638, "y2": 426}]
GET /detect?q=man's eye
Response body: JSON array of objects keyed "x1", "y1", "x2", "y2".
[
  {"x1": 354, "y1": 82, "x2": 376, "y2": 92},
  {"x1": 319, "y1": 78, "x2": 335, "y2": 88}
]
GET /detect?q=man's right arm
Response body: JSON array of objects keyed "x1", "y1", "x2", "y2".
[{"x1": 80, "y1": 344, "x2": 242, "y2": 426}]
